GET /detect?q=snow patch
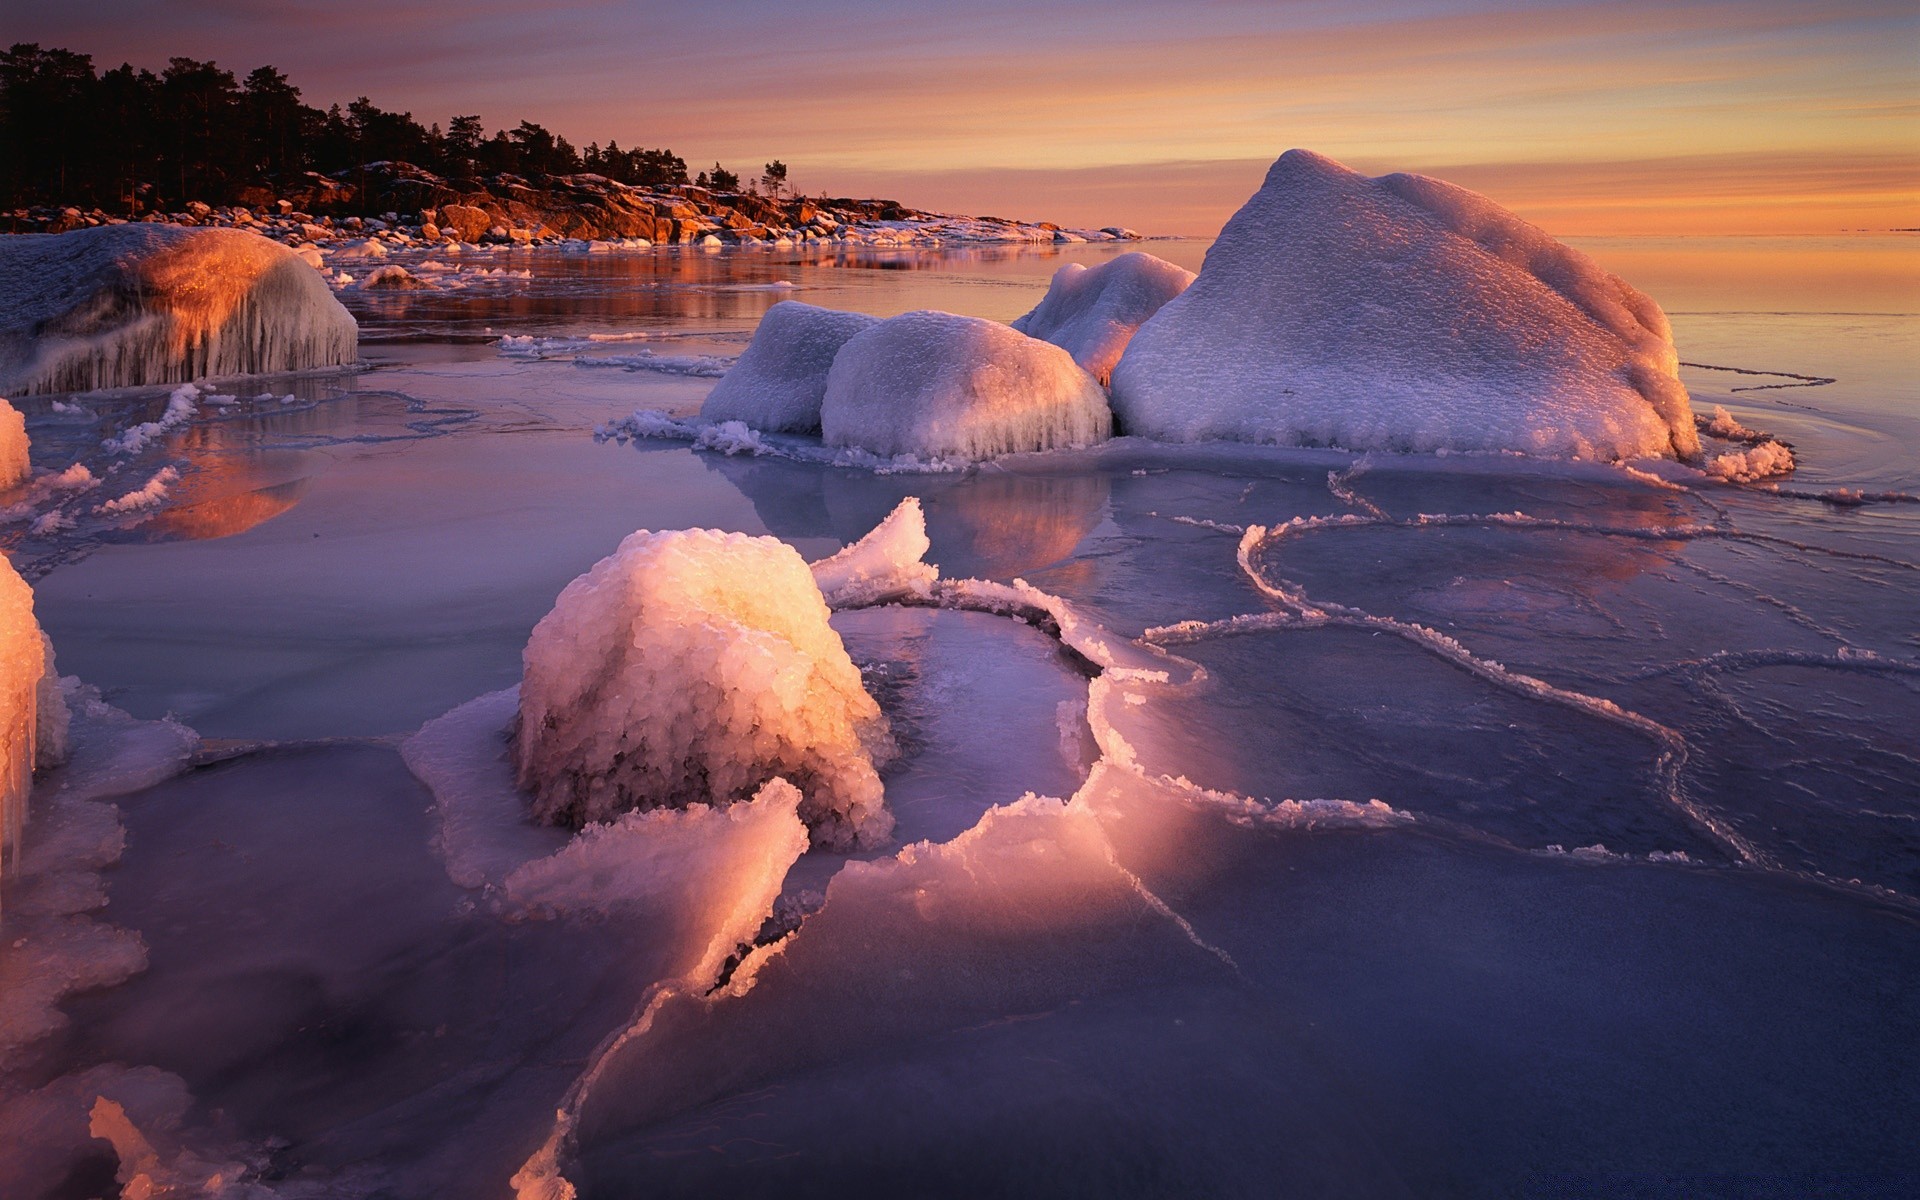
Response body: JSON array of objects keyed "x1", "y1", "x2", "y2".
[{"x1": 96, "y1": 466, "x2": 180, "y2": 514}]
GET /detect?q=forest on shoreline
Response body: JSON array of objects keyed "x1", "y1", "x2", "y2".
[{"x1": 1, "y1": 44, "x2": 781, "y2": 212}]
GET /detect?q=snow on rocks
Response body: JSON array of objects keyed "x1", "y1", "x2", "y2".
[
  {"x1": 1011, "y1": 251, "x2": 1195, "y2": 385},
  {"x1": 1109, "y1": 149, "x2": 1699, "y2": 461},
  {"x1": 0, "y1": 399, "x2": 27, "y2": 490},
  {"x1": 700, "y1": 301, "x2": 878, "y2": 433},
  {"x1": 822, "y1": 311, "x2": 1111, "y2": 460},
  {"x1": 514, "y1": 528, "x2": 894, "y2": 849},
  {"x1": 0, "y1": 224, "x2": 358, "y2": 395}
]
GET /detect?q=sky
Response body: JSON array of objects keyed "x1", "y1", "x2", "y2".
[{"x1": 17, "y1": 0, "x2": 1919, "y2": 234}]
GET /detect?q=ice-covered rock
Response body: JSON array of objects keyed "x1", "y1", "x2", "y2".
[
  {"x1": 1011, "y1": 252, "x2": 1195, "y2": 385},
  {"x1": 1, "y1": 555, "x2": 49, "y2": 911},
  {"x1": 514, "y1": 528, "x2": 893, "y2": 849},
  {"x1": 0, "y1": 224, "x2": 358, "y2": 395},
  {"x1": 699, "y1": 301, "x2": 878, "y2": 433},
  {"x1": 1110, "y1": 150, "x2": 1698, "y2": 461},
  {"x1": 822, "y1": 311, "x2": 1111, "y2": 460},
  {"x1": 0, "y1": 399, "x2": 27, "y2": 490}
]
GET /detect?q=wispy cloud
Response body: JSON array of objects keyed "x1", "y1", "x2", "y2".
[{"x1": 18, "y1": 0, "x2": 1917, "y2": 232}]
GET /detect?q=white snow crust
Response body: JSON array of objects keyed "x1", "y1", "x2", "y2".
[
  {"x1": 1011, "y1": 252, "x2": 1195, "y2": 385},
  {"x1": 1109, "y1": 150, "x2": 1699, "y2": 461},
  {"x1": 0, "y1": 399, "x2": 27, "y2": 491},
  {"x1": 700, "y1": 301, "x2": 878, "y2": 433},
  {"x1": 822, "y1": 311, "x2": 1111, "y2": 460},
  {"x1": 514, "y1": 528, "x2": 894, "y2": 848},
  {"x1": 808, "y1": 497, "x2": 938, "y2": 608},
  {"x1": 0, "y1": 224, "x2": 358, "y2": 395}
]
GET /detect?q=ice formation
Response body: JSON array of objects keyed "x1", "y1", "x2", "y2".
[
  {"x1": 1109, "y1": 150, "x2": 1699, "y2": 460},
  {"x1": 1011, "y1": 252, "x2": 1195, "y2": 385},
  {"x1": 0, "y1": 399, "x2": 27, "y2": 491},
  {"x1": 514, "y1": 528, "x2": 893, "y2": 848},
  {"x1": 822, "y1": 311, "x2": 1111, "y2": 460},
  {"x1": 1, "y1": 554, "x2": 48, "y2": 911},
  {"x1": 0, "y1": 224, "x2": 358, "y2": 395},
  {"x1": 102, "y1": 384, "x2": 198, "y2": 455},
  {"x1": 808, "y1": 496, "x2": 938, "y2": 608},
  {"x1": 699, "y1": 301, "x2": 878, "y2": 433}
]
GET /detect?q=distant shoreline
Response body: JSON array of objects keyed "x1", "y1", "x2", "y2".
[{"x1": 5, "y1": 162, "x2": 1144, "y2": 250}]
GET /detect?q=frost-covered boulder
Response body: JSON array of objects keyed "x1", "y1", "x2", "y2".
[
  {"x1": 822, "y1": 311, "x2": 1111, "y2": 460},
  {"x1": 1012, "y1": 252, "x2": 1194, "y2": 385},
  {"x1": 0, "y1": 225, "x2": 358, "y2": 395},
  {"x1": 514, "y1": 528, "x2": 893, "y2": 849},
  {"x1": 0, "y1": 400, "x2": 27, "y2": 490},
  {"x1": 1110, "y1": 150, "x2": 1698, "y2": 460},
  {"x1": 700, "y1": 301, "x2": 878, "y2": 433}
]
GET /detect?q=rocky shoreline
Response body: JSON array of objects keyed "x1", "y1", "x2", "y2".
[{"x1": 5, "y1": 161, "x2": 1141, "y2": 250}]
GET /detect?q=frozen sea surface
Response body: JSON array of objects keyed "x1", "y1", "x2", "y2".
[{"x1": 1, "y1": 237, "x2": 1916, "y2": 1198}]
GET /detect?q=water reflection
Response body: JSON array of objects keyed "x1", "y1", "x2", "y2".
[
  {"x1": 703, "y1": 454, "x2": 1110, "y2": 580},
  {"x1": 339, "y1": 240, "x2": 1209, "y2": 342}
]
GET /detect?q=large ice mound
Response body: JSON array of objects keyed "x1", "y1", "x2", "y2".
[
  {"x1": 514, "y1": 528, "x2": 893, "y2": 849},
  {"x1": 822, "y1": 311, "x2": 1111, "y2": 460},
  {"x1": 700, "y1": 301, "x2": 878, "y2": 433},
  {"x1": 1109, "y1": 150, "x2": 1699, "y2": 460},
  {"x1": 0, "y1": 224, "x2": 358, "y2": 395},
  {"x1": 0, "y1": 400, "x2": 27, "y2": 490},
  {"x1": 1011, "y1": 251, "x2": 1195, "y2": 385}
]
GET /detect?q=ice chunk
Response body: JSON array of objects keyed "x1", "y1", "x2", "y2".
[
  {"x1": 699, "y1": 301, "x2": 878, "y2": 433},
  {"x1": 0, "y1": 399, "x2": 27, "y2": 490},
  {"x1": 0, "y1": 224, "x2": 358, "y2": 395},
  {"x1": 514, "y1": 528, "x2": 893, "y2": 848},
  {"x1": 1704, "y1": 439, "x2": 1796, "y2": 482},
  {"x1": 102, "y1": 383, "x2": 198, "y2": 455},
  {"x1": 359, "y1": 263, "x2": 430, "y2": 290},
  {"x1": 822, "y1": 311, "x2": 1111, "y2": 460},
  {"x1": 808, "y1": 496, "x2": 938, "y2": 608},
  {"x1": 1011, "y1": 252, "x2": 1194, "y2": 385},
  {"x1": 1110, "y1": 150, "x2": 1698, "y2": 461},
  {"x1": 504, "y1": 778, "x2": 808, "y2": 952}
]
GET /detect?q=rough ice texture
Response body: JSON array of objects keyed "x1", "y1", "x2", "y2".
[
  {"x1": 1011, "y1": 252, "x2": 1195, "y2": 385},
  {"x1": 1, "y1": 553, "x2": 47, "y2": 911},
  {"x1": 0, "y1": 399, "x2": 27, "y2": 490},
  {"x1": 0, "y1": 224, "x2": 358, "y2": 395},
  {"x1": 822, "y1": 311, "x2": 1112, "y2": 460},
  {"x1": 1110, "y1": 150, "x2": 1699, "y2": 461},
  {"x1": 809, "y1": 497, "x2": 938, "y2": 608},
  {"x1": 700, "y1": 301, "x2": 878, "y2": 433},
  {"x1": 514, "y1": 528, "x2": 893, "y2": 849}
]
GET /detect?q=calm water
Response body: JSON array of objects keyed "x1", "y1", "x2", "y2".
[{"x1": 2, "y1": 236, "x2": 1916, "y2": 1199}]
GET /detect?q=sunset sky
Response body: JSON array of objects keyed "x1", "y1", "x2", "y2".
[{"x1": 20, "y1": 0, "x2": 1919, "y2": 234}]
